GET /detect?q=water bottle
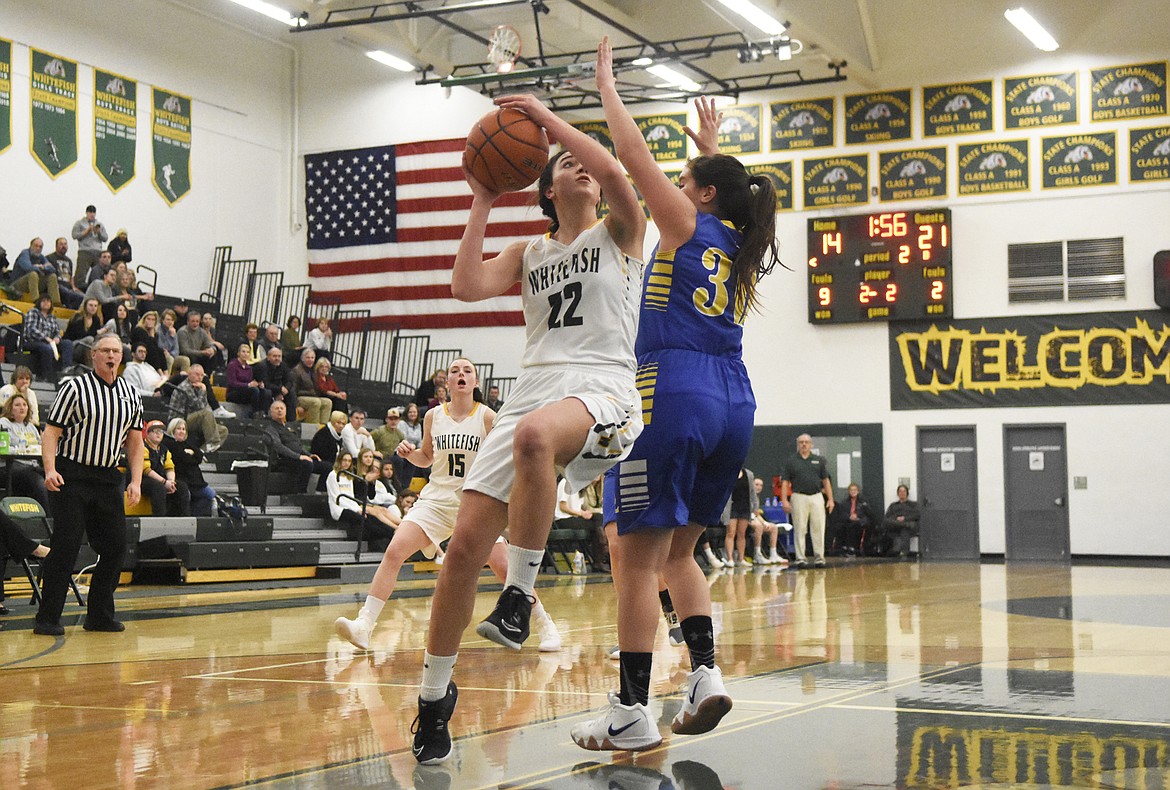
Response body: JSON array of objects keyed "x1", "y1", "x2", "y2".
[{"x1": 572, "y1": 551, "x2": 585, "y2": 574}]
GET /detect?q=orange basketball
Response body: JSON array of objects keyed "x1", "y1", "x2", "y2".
[{"x1": 463, "y1": 108, "x2": 550, "y2": 193}]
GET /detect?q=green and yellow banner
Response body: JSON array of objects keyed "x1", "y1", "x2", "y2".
[
  {"x1": 94, "y1": 68, "x2": 136, "y2": 192},
  {"x1": 746, "y1": 161, "x2": 794, "y2": 211},
  {"x1": 634, "y1": 113, "x2": 687, "y2": 162},
  {"x1": 0, "y1": 38, "x2": 11, "y2": 154},
  {"x1": 29, "y1": 48, "x2": 78, "y2": 178},
  {"x1": 152, "y1": 86, "x2": 191, "y2": 205}
]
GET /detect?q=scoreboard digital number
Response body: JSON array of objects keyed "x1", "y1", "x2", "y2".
[{"x1": 807, "y1": 209, "x2": 953, "y2": 324}]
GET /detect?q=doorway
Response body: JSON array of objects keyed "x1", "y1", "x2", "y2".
[
  {"x1": 916, "y1": 426, "x2": 980, "y2": 561},
  {"x1": 1003, "y1": 424, "x2": 1070, "y2": 561}
]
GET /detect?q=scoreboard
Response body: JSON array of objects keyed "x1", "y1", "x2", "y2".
[{"x1": 807, "y1": 209, "x2": 952, "y2": 324}]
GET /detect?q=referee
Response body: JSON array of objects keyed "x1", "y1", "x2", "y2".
[{"x1": 34, "y1": 334, "x2": 144, "y2": 636}]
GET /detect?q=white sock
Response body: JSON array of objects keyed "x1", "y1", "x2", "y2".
[
  {"x1": 531, "y1": 600, "x2": 548, "y2": 621},
  {"x1": 504, "y1": 546, "x2": 545, "y2": 595},
  {"x1": 420, "y1": 652, "x2": 457, "y2": 701},
  {"x1": 359, "y1": 595, "x2": 384, "y2": 623}
]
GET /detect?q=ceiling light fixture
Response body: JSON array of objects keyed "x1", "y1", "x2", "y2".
[
  {"x1": 646, "y1": 64, "x2": 702, "y2": 92},
  {"x1": 712, "y1": 0, "x2": 788, "y2": 37},
  {"x1": 1004, "y1": 7, "x2": 1059, "y2": 51},
  {"x1": 226, "y1": 0, "x2": 306, "y2": 27},
  {"x1": 366, "y1": 49, "x2": 416, "y2": 72},
  {"x1": 631, "y1": 57, "x2": 654, "y2": 67}
]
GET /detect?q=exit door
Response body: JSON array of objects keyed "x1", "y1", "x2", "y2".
[
  {"x1": 916, "y1": 426, "x2": 980, "y2": 561},
  {"x1": 1003, "y1": 424, "x2": 1070, "y2": 561}
]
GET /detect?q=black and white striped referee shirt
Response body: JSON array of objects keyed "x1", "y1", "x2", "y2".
[{"x1": 46, "y1": 371, "x2": 143, "y2": 468}]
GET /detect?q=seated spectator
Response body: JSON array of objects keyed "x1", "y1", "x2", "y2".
[
  {"x1": 258, "y1": 323, "x2": 283, "y2": 356},
  {"x1": 44, "y1": 237, "x2": 84, "y2": 308},
  {"x1": 130, "y1": 310, "x2": 169, "y2": 374},
  {"x1": 881, "y1": 484, "x2": 921, "y2": 559},
  {"x1": 84, "y1": 258, "x2": 130, "y2": 320},
  {"x1": 21, "y1": 294, "x2": 73, "y2": 383},
  {"x1": 832, "y1": 482, "x2": 874, "y2": 556},
  {"x1": 310, "y1": 411, "x2": 347, "y2": 491},
  {"x1": 0, "y1": 393, "x2": 48, "y2": 507},
  {"x1": 326, "y1": 451, "x2": 398, "y2": 551},
  {"x1": 484, "y1": 383, "x2": 504, "y2": 412},
  {"x1": 236, "y1": 323, "x2": 262, "y2": 365},
  {"x1": 83, "y1": 249, "x2": 114, "y2": 289},
  {"x1": 164, "y1": 418, "x2": 217, "y2": 517},
  {"x1": 122, "y1": 343, "x2": 167, "y2": 396},
  {"x1": 11, "y1": 237, "x2": 62, "y2": 305},
  {"x1": 169, "y1": 364, "x2": 229, "y2": 453},
  {"x1": 140, "y1": 420, "x2": 190, "y2": 516},
  {"x1": 749, "y1": 476, "x2": 786, "y2": 565},
  {"x1": 326, "y1": 450, "x2": 357, "y2": 521},
  {"x1": 0, "y1": 366, "x2": 40, "y2": 426},
  {"x1": 257, "y1": 400, "x2": 331, "y2": 493},
  {"x1": 340, "y1": 409, "x2": 375, "y2": 458},
  {"x1": 225, "y1": 343, "x2": 267, "y2": 417},
  {"x1": 118, "y1": 268, "x2": 154, "y2": 321},
  {"x1": 371, "y1": 407, "x2": 410, "y2": 488},
  {"x1": 254, "y1": 345, "x2": 295, "y2": 415},
  {"x1": 0, "y1": 508, "x2": 51, "y2": 616},
  {"x1": 313, "y1": 357, "x2": 347, "y2": 413},
  {"x1": 64, "y1": 297, "x2": 104, "y2": 357},
  {"x1": 200, "y1": 312, "x2": 227, "y2": 372},
  {"x1": 282, "y1": 316, "x2": 303, "y2": 361},
  {"x1": 99, "y1": 301, "x2": 134, "y2": 358},
  {"x1": 303, "y1": 316, "x2": 332, "y2": 361},
  {"x1": 413, "y1": 368, "x2": 446, "y2": 409},
  {"x1": 554, "y1": 475, "x2": 608, "y2": 573},
  {"x1": 375, "y1": 457, "x2": 399, "y2": 502},
  {"x1": 177, "y1": 310, "x2": 222, "y2": 377},
  {"x1": 158, "y1": 308, "x2": 186, "y2": 372},
  {"x1": 398, "y1": 402, "x2": 426, "y2": 483},
  {"x1": 107, "y1": 228, "x2": 132, "y2": 265},
  {"x1": 289, "y1": 348, "x2": 331, "y2": 425},
  {"x1": 426, "y1": 384, "x2": 448, "y2": 413}
]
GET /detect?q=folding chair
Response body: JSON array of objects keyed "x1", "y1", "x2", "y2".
[{"x1": 0, "y1": 497, "x2": 85, "y2": 608}]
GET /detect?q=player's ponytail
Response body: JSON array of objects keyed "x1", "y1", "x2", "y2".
[{"x1": 689, "y1": 155, "x2": 782, "y2": 319}]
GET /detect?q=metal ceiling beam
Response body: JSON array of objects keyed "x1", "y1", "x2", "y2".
[{"x1": 292, "y1": 0, "x2": 531, "y2": 34}]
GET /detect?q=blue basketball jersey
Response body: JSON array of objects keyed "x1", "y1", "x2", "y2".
[{"x1": 636, "y1": 212, "x2": 745, "y2": 359}]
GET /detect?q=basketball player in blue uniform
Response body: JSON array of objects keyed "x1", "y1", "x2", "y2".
[{"x1": 572, "y1": 39, "x2": 781, "y2": 752}]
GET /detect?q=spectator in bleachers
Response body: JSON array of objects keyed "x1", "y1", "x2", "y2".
[
  {"x1": 226, "y1": 343, "x2": 266, "y2": 417},
  {"x1": 11, "y1": 238, "x2": 62, "y2": 306},
  {"x1": 83, "y1": 250, "x2": 114, "y2": 289},
  {"x1": 64, "y1": 298, "x2": 103, "y2": 363},
  {"x1": 254, "y1": 345, "x2": 295, "y2": 415},
  {"x1": 310, "y1": 411, "x2": 347, "y2": 492},
  {"x1": 258, "y1": 323, "x2": 283, "y2": 356},
  {"x1": 236, "y1": 323, "x2": 262, "y2": 365},
  {"x1": 413, "y1": 368, "x2": 446, "y2": 409},
  {"x1": 85, "y1": 263, "x2": 130, "y2": 320},
  {"x1": 0, "y1": 393, "x2": 48, "y2": 507},
  {"x1": 258, "y1": 399, "x2": 330, "y2": 493},
  {"x1": 880, "y1": 484, "x2": 921, "y2": 559},
  {"x1": 0, "y1": 366, "x2": 40, "y2": 426},
  {"x1": 44, "y1": 238, "x2": 84, "y2": 309},
  {"x1": 169, "y1": 364, "x2": 229, "y2": 453},
  {"x1": 426, "y1": 384, "x2": 448, "y2": 413},
  {"x1": 99, "y1": 302, "x2": 134, "y2": 358},
  {"x1": 484, "y1": 384, "x2": 504, "y2": 412},
  {"x1": 107, "y1": 228, "x2": 132, "y2": 265},
  {"x1": 164, "y1": 418, "x2": 216, "y2": 517},
  {"x1": 371, "y1": 407, "x2": 405, "y2": 458},
  {"x1": 177, "y1": 310, "x2": 222, "y2": 377},
  {"x1": 749, "y1": 476, "x2": 785, "y2": 565},
  {"x1": 282, "y1": 316, "x2": 303, "y2": 359},
  {"x1": 304, "y1": 316, "x2": 332, "y2": 361},
  {"x1": 200, "y1": 312, "x2": 228, "y2": 373},
  {"x1": 326, "y1": 450, "x2": 357, "y2": 521},
  {"x1": 290, "y1": 348, "x2": 331, "y2": 425},
  {"x1": 118, "y1": 268, "x2": 154, "y2": 320},
  {"x1": 312, "y1": 357, "x2": 348, "y2": 414},
  {"x1": 130, "y1": 311, "x2": 170, "y2": 374},
  {"x1": 122, "y1": 343, "x2": 167, "y2": 396},
  {"x1": 140, "y1": 420, "x2": 190, "y2": 516},
  {"x1": 555, "y1": 476, "x2": 608, "y2": 573},
  {"x1": 400, "y1": 401, "x2": 423, "y2": 448},
  {"x1": 70, "y1": 204, "x2": 108, "y2": 284},
  {"x1": 158, "y1": 308, "x2": 185, "y2": 372},
  {"x1": 832, "y1": 482, "x2": 874, "y2": 557},
  {"x1": 22, "y1": 294, "x2": 73, "y2": 383},
  {"x1": 171, "y1": 299, "x2": 191, "y2": 326},
  {"x1": 340, "y1": 409, "x2": 375, "y2": 458}
]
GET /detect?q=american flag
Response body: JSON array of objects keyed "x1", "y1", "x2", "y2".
[{"x1": 305, "y1": 139, "x2": 548, "y2": 329}]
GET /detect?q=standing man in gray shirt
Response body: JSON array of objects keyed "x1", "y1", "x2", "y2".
[
  {"x1": 781, "y1": 433, "x2": 835, "y2": 569},
  {"x1": 70, "y1": 204, "x2": 108, "y2": 286}
]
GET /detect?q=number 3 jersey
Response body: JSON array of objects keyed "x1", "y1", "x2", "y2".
[
  {"x1": 422, "y1": 403, "x2": 490, "y2": 502},
  {"x1": 520, "y1": 220, "x2": 643, "y2": 372}
]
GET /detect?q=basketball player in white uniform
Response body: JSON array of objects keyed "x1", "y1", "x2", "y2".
[
  {"x1": 333, "y1": 358, "x2": 562, "y2": 652},
  {"x1": 412, "y1": 93, "x2": 646, "y2": 765}
]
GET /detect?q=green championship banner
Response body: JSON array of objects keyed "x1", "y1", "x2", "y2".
[
  {"x1": 29, "y1": 48, "x2": 78, "y2": 178},
  {"x1": 1041, "y1": 132, "x2": 1116, "y2": 189},
  {"x1": 571, "y1": 120, "x2": 614, "y2": 156},
  {"x1": 1130, "y1": 124, "x2": 1170, "y2": 182},
  {"x1": 889, "y1": 311, "x2": 1170, "y2": 410},
  {"x1": 94, "y1": 69, "x2": 136, "y2": 192},
  {"x1": 714, "y1": 104, "x2": 761, "y2": 155},
  {"x1": 152, "y1": 87, "x2": 191, "y2": 205},
  {"x1": 634, "y1": 113, "x2": 687, "y2": 162},
  {"x1": 803, "y1": 154, "x2": 868, "y2": 207},
  {"x1": 1091, "y1": 61, "x2": 1168, "y2": 121},
  {"x1": 845, "y1": 89, "x2": 912, "y2": 144},
  {"x1": 922, "y1": 80, "x2": 994, "y2": 136},
  {"x1": 0, "y1": 38, "x2": 11, "y2": 154},
  {"x1": 957, "y1": 140, "x2": 1029, "y2": 195},
  {"x1": 745, "y1": 161, "x2": 793, "y2": 211},
  {"x1": 879, "y1": 147, "x2": 947, "y2": 202},
  {"x1": 769, "y1": 97, "x2": 834, "y2": 150},
  {"x1": 1004, "y1": 72, "x2": 1078, "y2": 128}
]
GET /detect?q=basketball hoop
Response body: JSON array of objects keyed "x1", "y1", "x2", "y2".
[{"x1": 488, "y1": 25, "x2": 521, "y2": 74}]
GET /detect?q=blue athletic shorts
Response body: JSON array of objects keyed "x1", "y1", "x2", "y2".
[{"x1": 607, "y1": 348, "x2": 755, "y2": 535}]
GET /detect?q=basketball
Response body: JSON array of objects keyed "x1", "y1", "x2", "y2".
[{"x1": 463, "y1": 108, "x2": 549, "y2": 193}]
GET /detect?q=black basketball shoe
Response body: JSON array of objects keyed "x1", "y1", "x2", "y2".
[
  {"x1": 475, "y1": 584, "x2": 533, "y2": 650},
  {"x1": 412, "y1": 682, "x2": 458, "y2": 765}
]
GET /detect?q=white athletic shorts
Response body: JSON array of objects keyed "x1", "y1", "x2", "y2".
[
  {"x1": 464, "y1": 363, "x2": 642, "y2": 503},
  {"x1": 405, "y1": 488, "x2": 503, "y2": 558}
]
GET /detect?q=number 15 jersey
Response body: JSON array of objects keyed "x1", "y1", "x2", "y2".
[
  {"x1": 520, "y1": 220, "x2": 643, "y2": 372},
  {"x1": 423, "y1": 403, "x2": 490, "y2": 501}
]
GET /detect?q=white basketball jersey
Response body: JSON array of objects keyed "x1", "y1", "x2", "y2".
[
  {"x1": 520, "y1": 220, "x2": 643, "y2": 371},
  {"x1": 423, "y1": 403, "x2": 490, "y2": 498}
]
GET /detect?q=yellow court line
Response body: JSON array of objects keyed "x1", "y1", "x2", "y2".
[
  {"x1": 189, "y1": 674, "x2": 604, "y2": 697},
  {"x1": 22, "y1": 702, "x2": 175, "y2": 715},
  {"x1": 832, "y1": 703, "x2": 1170, "y2": 729}
]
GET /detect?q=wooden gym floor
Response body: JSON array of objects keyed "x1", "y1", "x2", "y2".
[{"x1": 3, "y1": 560, "x2": 1170, "y2": 789}]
